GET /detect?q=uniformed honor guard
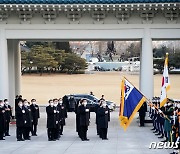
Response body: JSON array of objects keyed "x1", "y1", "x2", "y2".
[
  {"x1": 46, "y1": 100, "x2": 56, "y2": 141},
  {"x1": 4, "y1": 99, "x2": 12, "y2": 136},
  {"x1": 78, "y1": 99, "x2": 90, "y2": 141},
  {"x1": 58, "y1": 98, "x2": 67, "y2": 135},
  {"x1": 16, "y1": 100, "x2": 26, "y2": 141},
  {"x1": 30, "y1": 99, "x2": 40, "y2": 136},
  {"x1": 164, "y1": 101, "x2": 174, "y2": 142},
  {"x1": 0, "y1": 100, "x2": 6, "y2": 140},
  {"x1": 138, "y1": 101, "x2": 147, "y2": 127},
  {"x1": 23, "y1": 100, "x2": 32, "y2": 140},
  {"x1": 97, "y1": 101, "x2": 110, "y2": 140}
]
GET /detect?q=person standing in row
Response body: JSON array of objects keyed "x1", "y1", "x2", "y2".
[
  {"x1": 23, "y1": 100, "x2": 32, "y2": 140},
  {"x1": 75, "y1": 99, "x2": 81, "y2": 138},
  {"x1": 95, "y1": 100, "x2": 101, "y2": 136},
  {"x1": 78, "y1": 99, "x2": 90, "y2": 141},
  {"x1": 30, "y1": 99, "x2": 40, "y2": 136},
  {"x1": 46, "y1": 100, "x2": 56, "y2": 141},
  {"x1": 58, "y1": 98, "x2": 67, "y2": 135},
  {"x1": 53, "y1": 99, "x2": 61, "y2": 140},
  {"x1": 97, "y1": 101, "x2": 110, "y2": 140},
  {"x1": 4, "y1": 99, "x2": 12, "y2": 136},
  {"x1": 0, "y1": 100, "x2": 6, "y2": 140},
  {"x1": 16, "y1": 100, "x2": 26, "y2": 141}
]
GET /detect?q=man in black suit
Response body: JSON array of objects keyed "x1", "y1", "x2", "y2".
[
  {"x1": 78, "y1": 99, "x2": 90, "y2": 141},
  {"x1": 16, "y1": 100, "x2": 26, "y2": 141},
  {"x1": 62, "y1": 95, "x2": 69, "y2": 112},
  {"x1": 75, "y1": 99, "x2": 81, "y2": 137},
  {"x1": 95, "y1": 100, "x2": 101, "y2": 136},
  {"x1": 23, "y1": 100, "x2": 32, "y2": 140},
  {"x1": 97, "y1": 101, "x2": 109, "y2": 140},
  {"x1": 46, "y1": 100, "x2": 56, "y2": 141},
  {"x1": 0, "y1": 100, "x2": 6, "y2": 140},
  {"x1": 30, "y1": 99, "x2": 40, "y2": 136},
  {"x1": 58, "y1": 98, "x2": 67, "y2": 135},
  {"x1": 4, "y1": 99, "x2": 12, "y2": 136},
  {"x1": 53, "y1": 99, "x2": 61, "y2": 140}
]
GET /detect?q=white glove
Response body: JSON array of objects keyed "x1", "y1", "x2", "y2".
[
  {"x1": 85, "y1": 109, "x2": 89, "y2": 112},
  {"x1": 25, "y1": 120, "x2": 27, "y2": 124},
  {"x1": 151, "y1": 107, "x2": 155, "y2": 110},
  {"x1": 56, "y1": 121, "x2": 58, "y2": 124},
  {"x1": 54, "y1": 110, "x2": 56, "y2": 113},
  {"x1": 22, "y1": 110, "x2": 25, "y2": 113},
  {"x1": 158, "y1": 109, "x2": 162, "y2": 113},
  {"x1": 105, "y1": 111, "x2": 108, "y2": 114}
]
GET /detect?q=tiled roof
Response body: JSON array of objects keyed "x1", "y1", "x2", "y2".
[{"x1": 0, "y1": 0, "x2": 179, "y2": 4}]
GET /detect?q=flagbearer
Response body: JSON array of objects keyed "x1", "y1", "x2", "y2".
[
  {"x1": 138, "y1": 101, "x2": 147, "y2": 127},
  {"x1": 119, "y1": 78, "x2": 146, "y2": 130}
]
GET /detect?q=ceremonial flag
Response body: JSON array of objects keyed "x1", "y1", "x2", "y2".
[
  {"x1": 119, "y1": 77, "x2": 146, "y2": 131},
  {"x1": 160, "y1": 53, "x2": 170, "y2": 107}
]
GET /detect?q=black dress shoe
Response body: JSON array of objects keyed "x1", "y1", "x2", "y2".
[
  {"x1": 84, "y1": 139, "x2": 90, "y2": 141},
  {"x1": 155, "y1": 133, "x2": 161, "y2": 136},
  {"x1": 151, "y1": 128, "x2": 155, "y2": 131},
  {"x1": 153, "y1": 131, "x2": 158, "y2": 133},
  {"x1": 158, "y1": 136, "x2": 164, "y2": 138},
  {"x1": 0, "y1": 138, "x2": 5, "y2": 140},
  {"x1": 102, "y1": 138, "x2": 108, "y2": 140},
  {"x1": 17, "y1": 139, "x2": 25, "y2": 141}
]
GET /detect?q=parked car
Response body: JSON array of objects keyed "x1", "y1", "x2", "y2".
[{"x1": 66, "y1": 94, "x2": 116, "y2": 112}]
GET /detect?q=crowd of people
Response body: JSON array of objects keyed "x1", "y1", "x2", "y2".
[
  {"x1": 0, "y1": 94, "x2": 111, "y2": 142},
  {"x1": 149, "y1": 98, "x2": 180, "y2": 154},
  {"x1": 0, "y1": 96, "x2": 40, "y2": 141}
]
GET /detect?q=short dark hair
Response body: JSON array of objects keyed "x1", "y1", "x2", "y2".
[
  {"x1": 48, "y1": 99, "x2": 53, "y2": 103},
  {"x1": 31, "y1": 99, "x2": 36, "y2": 102},
  {"x1": 4, "y1": 99, "x2": 8, "y2": 102}
]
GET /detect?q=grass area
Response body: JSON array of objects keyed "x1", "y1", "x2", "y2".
[{"x1": 21, "y1": 72, "x2": 180, "y2": 105}]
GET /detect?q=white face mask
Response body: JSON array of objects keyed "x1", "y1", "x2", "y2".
[
  {"x1": 32, "y1": 102, "x2": 36, "y2": 105},
  {"x1": 59, "y1": 101, "x2": 62, "y2": 104},
  {"x1": 177, "y1": 104, "x2": 180, "y2": 108},
  {"x1": 83, "y1": 101, "x2": 87, "y2": 106},
  {"x1": 168, "y1": 103, "x2": 172, "y2": 106},
  {"x1": 19, "y1": 104, "x2": 23, "y2": 107},
  {"x1": 24, "y1": 103, "x2": 28, "y2": 106},
  {"x1": 5, "y1": 102, "x2": 9, "y2": 105},
  {"x1": 50, "y1": 103, "x2": 54, "y2": 106},
  {"x1": 102, "y1": 103, "x2": 106, "y2": 108},
  {"x1": 54, "y1": 103, "x2": 58, "y2": 107}
]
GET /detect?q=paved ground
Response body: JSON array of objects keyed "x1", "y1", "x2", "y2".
[{"x1": 0, "y1": 109, "x2": 172, "y2": 154}]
